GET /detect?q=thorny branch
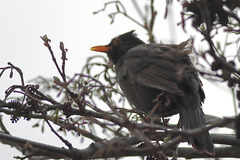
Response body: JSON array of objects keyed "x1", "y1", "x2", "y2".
[
  {"x1": 0, "y1": 90, "x2": 239, "y2": 159},
  {"x1": 0, "y1": 127, "x2": 240, "y2": 159}
]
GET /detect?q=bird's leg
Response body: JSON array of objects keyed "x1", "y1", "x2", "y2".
[
  {"x1": 146, "y1": 92, "x2": 165, "y2": 122},
  {"x1": 171, "y1": 143, "x2": 179, "y2": 160},
  {"x1": 155, "y1": 92, "x2": 171, "y2": 126},
  {"x1": 146, "y1": 152, "x2": 168, "y2": 160},
  {"x1": 176, "y1": 119, "x2": 181, "y2": 128},
  {"x1": 145, "y1": 101, "x2": 161, "y2": 122}
]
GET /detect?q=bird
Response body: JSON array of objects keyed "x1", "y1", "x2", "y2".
[{"x1": 91, "y1": 30, "x2": 215, "y2": 155}]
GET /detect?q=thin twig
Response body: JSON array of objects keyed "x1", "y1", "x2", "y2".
[
  {"x1": 7, "y1": 62, "x2": 25, "y2": 86},
  {"x1": 41, "y1": 35, "x2": 64, "y2": 80},
  {"x1": 40, "y1": 108, "x2": 73, "y2": 149}
]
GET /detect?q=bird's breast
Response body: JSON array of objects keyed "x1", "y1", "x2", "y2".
[{"x1": 118, "y1": 74, "x2": 160, "y2": 113}]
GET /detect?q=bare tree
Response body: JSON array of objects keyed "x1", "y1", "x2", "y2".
[{"x1": 0, "y1": 0, "x2": 240, "y2": 159}]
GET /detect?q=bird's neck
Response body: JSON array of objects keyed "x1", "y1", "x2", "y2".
[{"x1": 110, "y1": 41, "x2": 145, "y2": 65}]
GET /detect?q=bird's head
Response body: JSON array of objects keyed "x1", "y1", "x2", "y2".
[{"x1": 91, "y1": 30, "x2": 144, "y2": 64}]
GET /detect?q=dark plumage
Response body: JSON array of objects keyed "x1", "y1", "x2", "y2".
[{"x1": 91, "y1": 30, "x2": 214, "y2": 155}]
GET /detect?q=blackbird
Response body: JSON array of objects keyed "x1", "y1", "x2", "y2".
[{"x1": 91, "y1": 30, "x2": 214, "y2": 155}]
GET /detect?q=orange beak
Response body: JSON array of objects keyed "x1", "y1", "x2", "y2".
[{"x1": 90, "y1": 45, "x2": 113, "y2": 53}]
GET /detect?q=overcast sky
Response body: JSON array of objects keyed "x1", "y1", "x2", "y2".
[{"x1": 0, "y1": 1, "x2": 238, "y2": 159}]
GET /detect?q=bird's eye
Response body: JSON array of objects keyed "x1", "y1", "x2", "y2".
[{"x1": 113, "y1": 38, "x2": 122, "y2": 46}]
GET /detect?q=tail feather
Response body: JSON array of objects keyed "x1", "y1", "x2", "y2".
[
  {"x1": 178, "y1": 91, "x2": 215, "y2": 155},
  {"x1": 189, "y1": 108, "x2": 214, "y2": 154}
]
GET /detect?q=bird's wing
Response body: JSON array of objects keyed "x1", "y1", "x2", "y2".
[{"x1": 121, "y1": 44, "x2": 185, "y2": 96}]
